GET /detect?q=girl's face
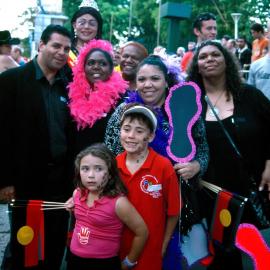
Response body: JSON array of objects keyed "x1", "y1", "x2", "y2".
[
  {"x1": 73, "y1": 14, "x2": 98, "y2": 43},
  {"x1": 120, "y1": 117, "x2": 154, "y2": 155},
  {"x1": 136, "y1": 64, "x2": 168, "y2": 107},
  {"x1": 85, "y1": 50, "x2": 112, "y2": 83},
  {"x1": 80, "y1": 154, "x2": 109, "y2": 194},
  {"x1": 197, "y1": 45, "x2": 226, "y2": 78}
]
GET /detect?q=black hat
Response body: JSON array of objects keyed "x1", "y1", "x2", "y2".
[{"x1": 0, "y1": 30, "x2": 20, "y2": 46}]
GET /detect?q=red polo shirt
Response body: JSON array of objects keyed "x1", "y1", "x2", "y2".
[{"x1": 117, "y1": 148, "x2": 180, "y2": 270}]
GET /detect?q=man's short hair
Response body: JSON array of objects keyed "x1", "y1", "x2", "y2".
[
  {"x1": 222, "y1": 35, "x2": 231, "y2": 41},
  {"x1": 237, "y1": 36, "x2": 247, "y2": 42},
  {"x1": 250, "y1": 23, "x2": 264, "y2": 33},
  {"x1": 40, "y1": 24, "x2": 71, "y2": 44},
  {"x1": 193, "y1": 12, "x2": 216, "y2": 31}
]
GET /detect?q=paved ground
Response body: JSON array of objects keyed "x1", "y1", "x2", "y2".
[{"x1": 0, "y1": 204, "x2": 10, "y2": 268}]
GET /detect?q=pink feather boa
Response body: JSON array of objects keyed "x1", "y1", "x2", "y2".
[{"x1": 68, "y1": 39, "x2": 128, "y2": 130}]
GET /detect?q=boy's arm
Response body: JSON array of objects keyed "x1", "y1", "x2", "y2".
[
  {"x1": 162, "y1": 162, "x2": 181, "y2": 256},
  {"x1": 162, "y1": 215, "x2": 179, "y2": 257},
  {"x1": 116, "y1": 196, "x2": 148, "y2": 268}
]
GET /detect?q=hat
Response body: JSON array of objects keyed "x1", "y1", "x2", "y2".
[
  {"x1": 0, "y1": 30, "x2": 20, "y2": 46},
  {"x1": 122, "y1": 105, "x2": 157, "y2": 132}
]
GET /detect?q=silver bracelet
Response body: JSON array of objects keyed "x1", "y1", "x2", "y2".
[{"x1": 122, "y1": 256, "x2": 137, "y2": 268}]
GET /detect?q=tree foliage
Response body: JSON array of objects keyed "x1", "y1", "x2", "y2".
[{"x1": 62, "y1": 0, "x2": 270, "y2": 52}]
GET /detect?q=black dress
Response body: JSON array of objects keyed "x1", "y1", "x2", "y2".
[{"x1": 201, "y1": 84, "x2": 270, "y2": 269}]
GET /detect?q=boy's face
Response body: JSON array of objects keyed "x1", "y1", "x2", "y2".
[{"x1": 120, "y1": 117, "x2": 154, "y2": 155}]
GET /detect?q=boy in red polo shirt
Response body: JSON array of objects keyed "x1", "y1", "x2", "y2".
[{"x1": 117, "y1": 103, "x2": 181, "y2": 270}]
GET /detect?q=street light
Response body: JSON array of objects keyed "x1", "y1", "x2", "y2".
[
  {"x1": 109, "y1": 13, "x2": 114, "y2": 42},
  {"x1": 156, "y1": 0, "x2": 161, "y2": 46},
  {"x1": 128, "y1": 0, "x2": 133, "y2": 38},
  {"x1": 231, "y1": 13, "x2": 242, "y2": 39}
]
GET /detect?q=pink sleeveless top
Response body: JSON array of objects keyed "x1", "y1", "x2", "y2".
[{"x1": 70, "y1": 190, "x2": 124, "y2": 258}]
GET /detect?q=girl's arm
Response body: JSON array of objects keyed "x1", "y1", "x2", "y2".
[
  {"x1": 116, "y1": 196, "x2": 148, "y2": 267},
  {"x1": 65, "y1": 189, "x2": 77, "y2": 211},
  {"x1": 162, "y1": 215, "x2": 179, "y2": 257}
]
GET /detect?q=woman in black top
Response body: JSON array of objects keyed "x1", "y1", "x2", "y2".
[{"x1": 187, "y1": 40, "x2": 270, "y2": 270}]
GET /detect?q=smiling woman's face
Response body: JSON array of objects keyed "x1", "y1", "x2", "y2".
[
  {"x1": 84, "y1": 50, "x2": 112, "y2": 84},
  {"x1": 73, "y1": 14, "x2": 98, "y2": 43},
  {"x1": 197, "y1": 45, "x2": 226, "y2": 78},
  {"x1": 136, "y1": 64, "x2": 167, "y2": 107}
]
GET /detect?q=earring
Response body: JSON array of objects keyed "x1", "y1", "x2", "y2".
[{"x1": 74, "y1": 29, "x2": 77, "y2": 38}]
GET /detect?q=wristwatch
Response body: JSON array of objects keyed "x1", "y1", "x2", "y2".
[{"x1": 122, "y1": 256, "x2": 138, "y2": 268}]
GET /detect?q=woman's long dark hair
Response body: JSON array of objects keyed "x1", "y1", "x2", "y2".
[{"x1": 186, "y1": 40, "x2": 243, "y2": 100}]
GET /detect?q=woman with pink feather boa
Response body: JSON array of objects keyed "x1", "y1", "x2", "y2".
[{"x1": 68, "y1": 39, "x2": 128, "y2": 154}]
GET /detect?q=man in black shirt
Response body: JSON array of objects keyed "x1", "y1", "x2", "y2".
[
  {"x1": 0, "y1": 24, "x2": 75, "y2": 270},
  {"x1": 236, "y1": 36, "x2": 252, "y2": 70}
]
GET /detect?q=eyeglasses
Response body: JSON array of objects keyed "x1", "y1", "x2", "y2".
[
  {"x1": 196, "y1": 13, "x2": 216, "y2": 22},
  {"x1": 77, "y1": 19, "x2": 98, "y2": 28}
]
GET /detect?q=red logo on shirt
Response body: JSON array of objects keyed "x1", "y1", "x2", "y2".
[{"x1": 140, "y1": 174, "x2": 162, "y2": 198}]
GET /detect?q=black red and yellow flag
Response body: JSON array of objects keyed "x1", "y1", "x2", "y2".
[
  {"x1": 210, "y1": 190, "x2": 247, "y2": 250},
  {"x1": 11, "y1": 200, "x2": 45, "y2": 267}
]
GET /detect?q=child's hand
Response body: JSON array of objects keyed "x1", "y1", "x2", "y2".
[
  {"x1": 65, "y1": 197, "x2": 74, "y2": 211},
  {"x1": 121, "y1": 263, "x2": 129, "y2": 270}
]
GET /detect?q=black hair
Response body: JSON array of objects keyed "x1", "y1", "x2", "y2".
[
  {"x1": 84, "y1": 48, "x2": 114, "y2": 74},
  {"x1": 251, "y1": 23, "x2": 264, "y2": 33},
  {"x1": 186, "y1": 40, "x2": 243, "y2": 100},
  {"x1": 74, "y1": 143, "x2": 127, "y2": 197},
  {"x1": 193, "y1": 12, "x2": 216, "y2": 31},
  {"x1": 237, "y1": 36, "x2": 247, "y2": 42},
  {"x1": 137, "y1": 55, "x2": 178, "y2": 88},
  {"x1": 40, "y1": 24, "x2": 71, "y2": 44},
  {"x1": 120, "y1": 102, "x2": 156, "y2": 134},
  {"x1": 222, "y1": 35, "x2": 231, "y2": 41},
  {"x1": 71, "y1": 7, "x2": 103, "y2": 41}
]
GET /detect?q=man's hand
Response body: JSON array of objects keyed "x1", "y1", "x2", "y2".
[{"x1": 0, "y1": 186, "x2": 15, "y2": 202}]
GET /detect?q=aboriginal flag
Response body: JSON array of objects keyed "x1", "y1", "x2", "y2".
[
  {"x1": 210, "y1": 190, "x2": 247, "y2": 250},
  {"x1": 10, "y1": 200, "x2": 45, "y2": 268}
]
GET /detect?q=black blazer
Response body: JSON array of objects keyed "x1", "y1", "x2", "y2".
[
  {"x1": 0, "y1": 61, "x2": 75, "y2": 199},
  {"x1": 236, "y1": 48, "x2": 252, "y2": 69}
]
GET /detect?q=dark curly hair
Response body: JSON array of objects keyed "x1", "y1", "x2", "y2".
[
  {"x1": 186, "y1": 40, "x2": 243, "y2": 100},
  {"x1": 74, "y1": 143, "x2": 127, "y2": 198},
  {"x1": 137, "y1": 55, "x2": 179, "y2": 88}
]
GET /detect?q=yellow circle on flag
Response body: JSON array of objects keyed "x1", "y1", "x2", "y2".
[
  {"x1": 17, "y1": 225, "x2": 34, "y2": 245},
  {"x1": 219, "y1": 209, "x2": 232, "y2": 227}
]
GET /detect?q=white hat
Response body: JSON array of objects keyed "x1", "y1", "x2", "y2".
[
  {"x1": 79, "y1": 0, "x2": 99, "y2": 11},
  {"x1": 122, "y1": 105, "x2": 157, "y2": 132}
]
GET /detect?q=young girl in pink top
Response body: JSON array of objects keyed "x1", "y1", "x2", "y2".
[{"x1": 66, "y1": 143, "x2": 148, "y2": 270}]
